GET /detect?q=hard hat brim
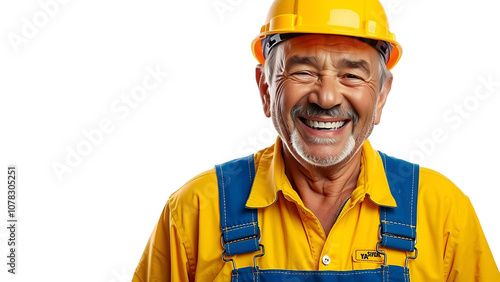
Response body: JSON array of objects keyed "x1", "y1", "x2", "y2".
[{"x1": 252, "y1": 33, "x2": 402, "y2": 70}]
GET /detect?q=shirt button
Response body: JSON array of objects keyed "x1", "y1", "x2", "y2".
[
  {"x1": 301, "y1": 208, "x2": 307, "y2": 215},
  {"x1": 322, "y1": 254, "x2": 331, "y2": 266}
]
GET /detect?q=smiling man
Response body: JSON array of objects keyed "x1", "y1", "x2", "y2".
[
  {"x1": 133, "y1": 0, "x2": 499, "y2": 281},
  {"x1": 257, "y1": 34, "x2": 393, "y2": 235}
]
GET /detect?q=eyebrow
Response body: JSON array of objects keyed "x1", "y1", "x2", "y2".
[
  {"x1": 285, "y1": 55, "x2": 318, "y2": 69},
  {"x1": 285, "y1": 55, "x2": 372, "y2": 76},
  {"x1": 338, "y1": 58, "x2": 371, "y2": 76}
]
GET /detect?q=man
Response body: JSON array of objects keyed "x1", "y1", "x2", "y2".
[{"x1": 133, "y1": 0, "x2": 499, "y2": 281}]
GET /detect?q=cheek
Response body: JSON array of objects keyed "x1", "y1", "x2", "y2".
[
  {"x1": 348, "y1": 89, "x2": 378, "y2": 126},
  {"x1": 352, "y1": 94, "x2": 375, "y2": 114},
  {"x1": 270, "y1": 82, "x2": 302, "y2": 134}
]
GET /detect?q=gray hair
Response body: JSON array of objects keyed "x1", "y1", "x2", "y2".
[{"x1": 262, "y1": 40, "x2": 392, "y2": 93}]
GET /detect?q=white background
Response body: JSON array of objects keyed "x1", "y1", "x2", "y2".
[{"x1": 0, "y1": 0, "x2": 499, "y2": 281}]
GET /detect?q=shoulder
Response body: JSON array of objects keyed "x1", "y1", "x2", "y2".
[
  {"x1": 167, "y1": 168, "x2": 219, "y2": 219},
  {"x1": 417, "y1": 167, "x2": 470, "y2": 207},
  {"x1": 413, "y1": 167, "x2": 499, "y2": 279},
  {"x1": 416, "y1": 166, "x2": 473, "y2": 234}
]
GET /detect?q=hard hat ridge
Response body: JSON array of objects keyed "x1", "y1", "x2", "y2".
[
  {"x1": 252, "y1": 0, "x2": 402, "y2": 69},
  {"x1": 261, "y1": 33, "x2": 393, "y2": 64}
]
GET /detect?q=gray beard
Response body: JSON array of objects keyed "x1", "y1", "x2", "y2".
[{"x1": 290, "y1": 130, "x2": 356, "y2": 167}]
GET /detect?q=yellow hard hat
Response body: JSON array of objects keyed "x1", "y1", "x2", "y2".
[{"x1": 251, "y1": 0, "x2": 402, "y2": 69}]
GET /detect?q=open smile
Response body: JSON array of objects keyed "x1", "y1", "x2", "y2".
[{"x1": 299, "y1": 117, "x2": 348, "y2": 131}]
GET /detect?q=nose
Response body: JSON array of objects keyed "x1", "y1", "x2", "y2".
[{"x1": 308, "y1": 75, "x2": 343, "y2": 109}]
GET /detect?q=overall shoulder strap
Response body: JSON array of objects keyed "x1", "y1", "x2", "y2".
[
  {"x1": 378, "y1": 151, "x2": 420, "y2": 253},
  {"x1": 215, "y1": 154, "x2": 261, "y2": 256}
]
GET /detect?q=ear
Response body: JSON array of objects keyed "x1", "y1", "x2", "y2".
[
  {"x1": 374, "y1": 76, "x2": 392, "y2": 125},
  {"x1": 256, "y1": 65, "x2": 271, "y2": 118}
]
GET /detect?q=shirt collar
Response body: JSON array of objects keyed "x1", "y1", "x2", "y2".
[
  {"x1": 245, "y1": 138, "x2": 397, "y2": 208},
  {"x1": 356, "y1": 140, "x2": 397, "y2": 207},
  {"x1": 246, "y1": 138, "x2": 291, "y2": 208}
]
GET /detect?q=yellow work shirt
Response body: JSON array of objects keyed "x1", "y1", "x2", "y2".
[{"x1": 133, "y1": 139, "x2": 499, "y2": 281}]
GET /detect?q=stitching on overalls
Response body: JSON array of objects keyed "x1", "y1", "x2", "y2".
[
  {"x1": 247, "y1": 156, "x2": 259, "y2": 251},
  {"x1": 410, "y1": 165, "x2": 418, "y2": 237},
  {"x1": 225, "y1": 235, "x2": 258, "y2": 244},
  {"x1": 261, "y1": 270, "x2": 381, "y2": 275},
  {"x1": 247, "y1": 155, "x2": 254, "y2": 227},
  {"x1": 383, "y1": 233, "x2": 414, "y2": 241},
  {"x1": 381, "y1": 220, "x2": 414, "y2": 227},
  {"x1": 381, "y1": 153, "x2": 388, "y2": 237},
  {"x1": 226, "y1": 223, "x2": 255, "y2": 231},
  {"x1": 411, "y1": 164, "x2": 415, "y2": 237},
  {"x1": 219, "y1": 165, "x2": 227, "y2": 231},
  {"x1": 232, "y1": 270, "x2": 238, "y2": 282}
]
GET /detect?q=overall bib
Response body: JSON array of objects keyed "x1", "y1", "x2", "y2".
[{"x1": 215, "y1": 152, "x2": 419, "y2": 282}]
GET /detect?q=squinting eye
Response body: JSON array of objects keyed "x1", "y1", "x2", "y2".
[
  {"x1": 292, "y1": 71, "x2": 313, "y2": 76},
  {"x1": 288, "y1": 71, "x2": 317, "y2": 82},
  {"x1": 345, "y1": 74, "x2": 360, "y2": 79}
]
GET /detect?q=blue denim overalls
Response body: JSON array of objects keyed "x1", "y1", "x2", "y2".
[{"x1": 215, "y1": 152, "x2": 419, "y2": 282}]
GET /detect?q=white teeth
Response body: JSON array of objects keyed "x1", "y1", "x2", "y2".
[{"x1": 305, "y1": 119, "x2": 346, "y2": 130}]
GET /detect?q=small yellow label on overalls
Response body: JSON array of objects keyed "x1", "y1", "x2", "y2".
[{"x1": 353, "y1": 250, "x2": 384, "y2": 263}]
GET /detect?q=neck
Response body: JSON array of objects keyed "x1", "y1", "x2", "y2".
[{"x1": 282, "y1": 145, "x2": 362, "y2": 234}]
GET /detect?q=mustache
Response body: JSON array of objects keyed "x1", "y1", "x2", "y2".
[{"x1": 291, "y1": 104, "x2": 359, "y2": 125}]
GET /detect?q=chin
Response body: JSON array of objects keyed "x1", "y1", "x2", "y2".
[{"x1": 290, "y1": 130, "x2": 356, "y2": 167}]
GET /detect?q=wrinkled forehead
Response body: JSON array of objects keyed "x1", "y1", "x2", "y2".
[{"x1": 283, "y1": 34, "x2": 380, "y2": 67}]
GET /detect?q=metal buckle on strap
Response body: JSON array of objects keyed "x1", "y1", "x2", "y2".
[
  {"x1": 253, "y1": 244, "x2": 265, "y2": 268},
  {"x1": 376, "y1": 241, "x2": 419, "y2": 267},
  {"x1": 378, "y1": 225, "x2": 418, "y2": 246},
  {"x1": 378, "y1": 225, "x2": 418, "y2": 255},
  {"x1": 222, "y1": 250, "x2": 237, "y2": 270},
  {"x1": 221, "y1": 229, "x2": 264, "y2": 270},
  {"x1": 405, "y1": 248, "x2": 418, "y2": 268},
  {"x1": 376, "y1": 241, "x2": 388, "y2": 266},
  {"x1": 377, "y1": 226, "x2": 418, "y2": 267},
  {"x1": 222, "y1": 244, "x2": 265, "y2": 271},
  {"x1": 220, "y1": 229, "x2": 262, "y2": 250}
]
